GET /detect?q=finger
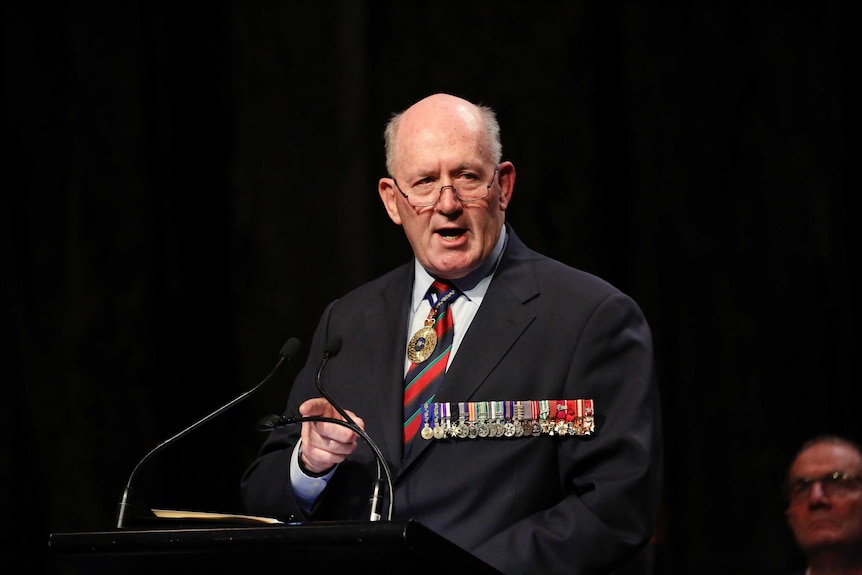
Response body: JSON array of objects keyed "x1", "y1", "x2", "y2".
[
  {"x1": 299, "y1": 397, "x2": 331, "y2": 417},
  {"x1": 301, "y1": 424, "x2": 358, "y2": 472},
  {"x1": 342, "y1": 409, "x2": 365, "y2": 431},
  {"x1": 306, "y1": 433, "x2": 357, "y2": 457},
  {"x1": 300, "y1": 439, "x2": 344, "y2": 472},
  {"x1": 307, "y1": 418, "x2": 361, "y2": 446}
]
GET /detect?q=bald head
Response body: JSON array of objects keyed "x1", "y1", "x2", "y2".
[{"x1": 384, "y1": 94, "x2": 502, "y2": 176}]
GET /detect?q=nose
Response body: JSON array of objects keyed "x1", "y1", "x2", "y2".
[
  {"x1": 807, "y1": 481, "x2": 831, "y2": 506},
  {"x1": 435, "y1": 185, "x2": 462, "y2": 213}
]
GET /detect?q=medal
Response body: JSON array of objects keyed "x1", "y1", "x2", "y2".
[
  {"x1": 467, "y1": 402, "x2": 479, "y2": 439},
  {"x1": 420, "y1": 403, "x2": 434, "y2": 440},
  {"x1": 457, "y1": 402, "x2": 469, "y2": 438},
  {"x1": 433, "y1": 403, "x2": 445, "y2": 439},
  {"x1": 540, "y1": 400, "x2": 551, "y2": 435},
  {"x1": 514, "y1": 401, "x2": 524, "y2": 437},
  {"x1": 441, "y1": 402, "x2": 453, "y2": 438},
  {"x1": 406, "y1": 283, "x2": 459, "y2": 364},
  {"x1": 431, "y1": 398, "x2": 595, "y2": 439},
  {"x1": 407, "y1": 324, "x2": 438, "y2": 363},
  {"x1": 491, "y1": 401, "x2": 503, "y2": 438}
]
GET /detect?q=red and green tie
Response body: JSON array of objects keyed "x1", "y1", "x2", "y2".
[{"x1": 403, "y1": 280, "x2": 460, "y2": 447}]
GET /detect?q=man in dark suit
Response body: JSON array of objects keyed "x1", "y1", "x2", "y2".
[{"x1": 241, "y1": 93, "x2": 663, "y2": 574}]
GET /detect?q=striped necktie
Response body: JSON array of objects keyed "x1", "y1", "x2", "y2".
[{"x1": 403, "y1": 280, "x2": 460, "y2": 446}]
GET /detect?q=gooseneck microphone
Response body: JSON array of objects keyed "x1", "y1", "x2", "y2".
[
  {"x1": 116, "y1": 337, "x2": 303, "y2": 528},
  {"x1": 313, "y1": 336, "x2": 391, "y2": 522},
  {"x1": 313, "y1": 336, "x2": 348, "y2": 421},
  {"x1": 258, "y1": 335, "x2": 394, "y2": 521}
]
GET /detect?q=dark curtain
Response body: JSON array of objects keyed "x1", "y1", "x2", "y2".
[{"x1": 2, "y1": 2, "x2": 854, "y2": 574}]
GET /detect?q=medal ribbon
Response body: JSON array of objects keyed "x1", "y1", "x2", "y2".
[{"x1": 422, "y1": 398, "x2": 595, "y2": 439}]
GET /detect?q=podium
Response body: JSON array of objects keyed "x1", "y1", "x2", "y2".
[{"x1": 48, "y1": 520, "x2": 503, "y2": 574}]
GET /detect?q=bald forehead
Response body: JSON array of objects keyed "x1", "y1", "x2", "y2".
[
  {"x1": 791, "y1": 441, "x2": 862, "y2": 477},
  {"x1": 403, "y1": 93, "x2": 480, "y2": 121},
  {"x1": 390, "y1": 95, "x2": 491, "y2": 170},
  {"x1": 397, "y1": 96, "x2": 485, "y2": 144}
]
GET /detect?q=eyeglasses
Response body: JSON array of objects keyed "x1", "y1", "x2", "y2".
[
  {"x1": 787, "y1": 471, "x2": 862, "y2": 502},
  {"x1": 393, "y1": 167, "x2": 499, "y2": 208}
]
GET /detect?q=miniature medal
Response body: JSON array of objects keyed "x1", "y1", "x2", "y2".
[
  {"x1": 477, "y1": 402, "x2": 490, "y2": 437},
  {"x1": 420, "y1": 403, "x2": 434, "y2": 440},
  {"x1": 433, "y1": 403, "x2": 446, "y2": 439}
]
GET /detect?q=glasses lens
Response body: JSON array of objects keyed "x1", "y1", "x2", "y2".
[
  {"x1": 408, "y1": 192, "x2": 438, "y2": 207},
  {"x1": 400, "y1": 167, "x2": 497, "y2": 207},
  {"x1": 823, "y1": 473, "x2": 855, "y2": 496},
  {"x1": 790, "y1": 480, "x2": 811, "y2": 501},
  {"x1": 457, "y1": 188, "x2": 488, "y2": 201},
  {"x1": 790, "y1": 473, "x2": 861, "y2": 501}
]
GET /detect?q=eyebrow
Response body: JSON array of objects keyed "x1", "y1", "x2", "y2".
[{"x1": 412, "y1": 163, "x2": 484, "y2": 176}]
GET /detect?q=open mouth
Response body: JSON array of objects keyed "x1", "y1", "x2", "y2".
[{"x1": 437, "y1": 228, "x2": 467, "y2": 240}]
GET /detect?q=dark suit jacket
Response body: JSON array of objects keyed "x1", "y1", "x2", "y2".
[{"x1": 242, "y1": 226, "x2": 663, "y2": 575}]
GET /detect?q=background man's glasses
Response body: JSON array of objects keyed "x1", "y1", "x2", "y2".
[
  {"x1": 787, "y1": 472, "x2": 862, "y2": 502},
  {"x1": 393, "y1": 167, "x2": 499, "y2": 208}
]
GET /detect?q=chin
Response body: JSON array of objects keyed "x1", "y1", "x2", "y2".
[
  {"x1": 431, "y1": 269, "x2": 469, "y2": 280},
  {"x1": 802, "y1": 532, "x2": 845, "y2": 549},
  {"x1": 428, "y1": 258, "x2": 477, "y2": 279}
]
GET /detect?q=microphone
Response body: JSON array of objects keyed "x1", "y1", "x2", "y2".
[
  {"x1": 116, "y1": 337, "x2": 303, "y2": 528},
  {"x1": 258, "y1": 335, "x2": 394, "y2": 521},
  {"x1": 314, "y1": 336, "x2": 347, "y2": 421}
]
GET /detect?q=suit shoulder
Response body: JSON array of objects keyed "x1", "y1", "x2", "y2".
[
  {"x1": 529, "y1": 250, "x2": 623, "y2": 298},
  {"x1": 329, "y1": 263, "x2": 412, "y2": 304}
]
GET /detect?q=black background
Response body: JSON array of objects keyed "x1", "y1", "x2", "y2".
[{"x1": 3, "y1": 2, "x2": 857, "y2": 573}]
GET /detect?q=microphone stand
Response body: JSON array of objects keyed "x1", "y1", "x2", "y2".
[
  {"x1": 116, "y1": 338, "x2": 302, "y2": 528},
  {"x1": 313, "y1": 337, "x2": 392, "y2": 521}
]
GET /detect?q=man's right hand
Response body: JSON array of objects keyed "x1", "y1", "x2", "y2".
[{"x1": 298, "y1": 397, "x2": 365, "y2": 474}]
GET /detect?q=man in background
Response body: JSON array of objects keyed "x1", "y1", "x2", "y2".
[{"x1": 785, "y1": 435, "x2": 862, "y2": 575}]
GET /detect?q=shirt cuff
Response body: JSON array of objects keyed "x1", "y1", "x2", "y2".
[{"x1": 290, "y1": 439, "x2": 336, "y2": 512}]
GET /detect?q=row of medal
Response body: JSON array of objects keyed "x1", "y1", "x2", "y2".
[{"x1": 419, "y1": 399, "x2": 595, "y2": 440}]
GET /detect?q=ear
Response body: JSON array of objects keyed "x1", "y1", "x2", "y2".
[
  {"x1": 378, "y1": 177, "x2": 403, "y2": 225},
  {"x1": 496, "y1": 161, "x2": 515, "y2": 211}
]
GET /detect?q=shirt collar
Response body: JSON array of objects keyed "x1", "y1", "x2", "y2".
[{"x1": 411, "y1": 224, "x2": 508, "y2": 311}]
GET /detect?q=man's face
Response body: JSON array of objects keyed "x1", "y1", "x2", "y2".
[
  {"x1": 785, "y1": 442, "x2": 862, "y2": 555},
  {"x1": 379, "y1": 96, "x2": 514, "y2": 280}
]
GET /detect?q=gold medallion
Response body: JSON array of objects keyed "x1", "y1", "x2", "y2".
[{"x1": 407, "y1": 326, "x2": 437, "y2": 363}]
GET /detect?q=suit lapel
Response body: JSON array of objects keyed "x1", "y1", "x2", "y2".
[
  {"x1": 442, "y1": 271, "x2": 536, "y2": 400},
  {"x1": 361, "y1": 264, "x2": 413, "y2": 469}
]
